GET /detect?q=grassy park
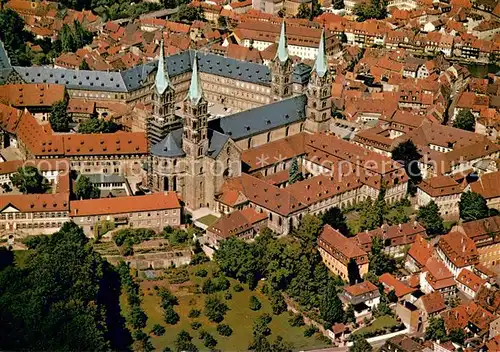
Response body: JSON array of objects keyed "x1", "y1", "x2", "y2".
[{"x1": 124, "y1": 262, "x2": 330, "y2": 351}]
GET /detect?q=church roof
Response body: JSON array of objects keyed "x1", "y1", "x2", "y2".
[
  {"x1": 151, "y1": 127, "x2": 229, "y2": 159},
  {"x1": 155, "y1": 40, "x2": 170, "y2": 95},
  {"x1": 209, "y1": 94, "x2": 307, "y2": 141},
  {"x1": 151, "y1": 128, "x2": 185, "y2": 157},
  {"x1": 186, "y1": 52, "x2": 203, "y2": 105},
  {"x1": 313, "y1": 28, "x2": 328, "y2": 78},
  {"x1": 275, "y1": 20, "x2": 289, "y2": 63}
]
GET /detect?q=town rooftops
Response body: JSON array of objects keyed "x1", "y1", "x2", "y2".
[
  {"x1": 63, "y1": 132, "x2": 148, "y2": 156},
  {"x1": 455, "y1": 215, "x2": 500, "y2": 245},
  {"x1": 470, "y1": 171, "x2": 500, "y2": 200},
  {"x1": 379, "y1": 273, "x2": 416, "y2": 298},
  {"x1": 420, "y1": 291, "x2": 446, "y2": 315},
  {"x1": 70, "y1": 192, "x2": 180, "y2": 217},
  {"x1": 318, "y1": 224, "x2": 367, "y2": 261},
  {"x1": 344, "y1": 281, "x2": 378, "y2": 297},
  {"x1": 456, "y1": 268, "x2": 485, "y2": 294},
  {"x1": 437, "y1": 231, "x2": 479, "y2": 268},
  {"x1": 418, "y1": 175, "x2": 464, "y2": 197},
  {"x1": 354, "y1": 221, "x2": 426, "y2": 252}
]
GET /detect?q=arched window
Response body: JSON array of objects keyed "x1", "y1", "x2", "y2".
[
  {"x1": 285, "y1": 126, "x2": 290, "y2": 136},
  {"x1": 172, "y1": 176, "x2": 177, "y2": 191},
  {"x1": 247, "y1": 138, "x2": 252, "y2": 149},
  {"x1": 266, "y1": 132, "x2": 271, "y2": 143}
]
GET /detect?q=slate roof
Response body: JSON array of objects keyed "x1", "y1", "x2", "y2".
[
  {"x1": 0, "y1": 40, "x2": 13, "y2": 85},
  {"x1": 209, "y1": 94, "x2": 307, "y2": 141},
  {"x1": 151, "y1": 127, "x2": 229, "y2": 159},
  {"x1": 10, "y1": 48, "x2": 309, "y2": 91},
  {"x1": 151, "y1": 128, "x2": 185, "y2": 157}
]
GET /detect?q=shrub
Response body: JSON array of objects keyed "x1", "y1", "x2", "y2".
[
  {"x1": 289, "y1": 313, "x2": 305, "y2": 327},
  {"x1": 217, "y1": 323, "x2": 233, "y2": 337},
  {"x1": 233, "y1": 284, "x2": 244, "y2": 292},
  {"x1": 150, "y1": 324, "x2": 166, "y2": 336},
  {"x1": 304, "y1": 325, "x2": 319, "y2": 337},
  {"x1": 191, "y1": 321, "x2": 202, "y2": 330},
  {"x1": 163, "y1": 305, "x2": 180, "y2": 325},
  {"x1": 195, "y1": 269, "x2": 208, "y2": 277},
  {"x1": 203, "y1": 333, "x2": 217, "y2": 349},
  {"x1": 249, "y1": 295, "x2": 262, "y2": 311},
  {"x1": 188, "y1": 309, "x2": 201, "y2": 318},
  {"x1": 224, "y1": 292, "x2": 232, "y2": 300}
]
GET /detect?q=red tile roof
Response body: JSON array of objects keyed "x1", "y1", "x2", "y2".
[
  {"x1": 470, "y1": 171, "x2": 500, "y2": 200},
  {"x1": 207, "y1": 208, "x2": 267, "y2": 239},
  {"x1": 318, "y1": 225, "x2": 367, "y2": 262},
  {"x1": 379, "y1": 273, "x2": 416, "y2": 298},
  {"x1": 70, "y1": 192, "x2": 180, "y2": 217},
  {"x1": 456, "y1": 268, "x2": 485, "y2": 293},
  {"x1": 0, "y1": 193, "x2": 70, "y2": 213},
  {"x1": 437, "y1": 231, "x2": 479, "y2": 268},
  {"x1": 407, "y1": 234, "x2": 433, "y2": 268},
  {"x1": 420, "y1": 291, "x2": 446, "y2": 314},
  {"x1": 344, "y1": 281, "x2": 378, "y2": 297},
  {"x1": 62, "y1": 132, "x2": 147, "y2": 156}
]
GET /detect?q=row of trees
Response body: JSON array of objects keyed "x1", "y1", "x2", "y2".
[{"x1": 0, "y1": 222, "x2": 131, "y2": 351}]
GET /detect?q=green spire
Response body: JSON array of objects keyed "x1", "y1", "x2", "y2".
[
  {"x1": 186, "y1": 52, "x2": 203, "y2": 105},
  {"x1": 313, "y1": 28, "x2": 328, "y2": 78},
  {"x1": 155, "y1": 40, "x2": 170, "y2": 95},
  {"x1": 275, "y1": 20, "x2": 289, "y2": 63}
]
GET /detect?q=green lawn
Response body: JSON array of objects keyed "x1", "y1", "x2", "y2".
[
  {"x1": 353, "y1": 315, "x2": 398, "y2": 335},
  {"x1": 196, "y1": 214, "x2": 219, "y2": 227},
  {"x1": 136, "y1": 262, "x2": 329, "y2": 351}
]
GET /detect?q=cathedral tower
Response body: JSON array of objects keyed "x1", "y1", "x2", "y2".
[
  {"x1": 270, "y1": 20, "x2": 293, "y2": 101},
  {"x1": 147, "y1": 40, "x2": 180, "y2": 147},
  {"x1": 305, "y1": 28, "x2": 332, "y2": 133},
  {"x1": 182, "y1": 52, "x2": 210, "y2": 210}
]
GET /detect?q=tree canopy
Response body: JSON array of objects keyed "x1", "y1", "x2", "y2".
[
  {"x1": 453, "y1": 109, "x2": 475, "y2": 131},
  {"x1": 10, "y1": 166, "x2": 48, "y2": 194},
  {"x1": 50, "y1": 100, "x2": 71, "y2": 132},
  {"x1": 424, "y1": 317, "x2": 447, "y2": 342},
  {"x1": 416, "y1": 200, "x2": 445, "y2": 236},
  {"x1": 353, "y1": 0, "x2": 387, "y2": 21},
  {"x1": 392, "y1": 140, "x2": 422, "y2": 195},
  {"x1": 288, "y1": 157, "x2": 302, "y2": 184},
  {"x1": 322, "y1": 207, "x2": 350, "y2": 236},
  {"x1": 75, "y1": 174, "x2": 100, "y2": 199},
  {"x1": 459, "y1": 191, "x2": 490, "y2": 222},
  {"x1": 0, "y1": 9, "x2": 33, "y2": 66},
  {"x1": 0, "y1": 222, "x2": 130, "y2": 351},
  {"x1": 172, "y1": 4, "x2": 204, "y2": 23},
  {"x1": 349, "y1": 335, "x2": 373, "y2": 352},
  {"x1": 78, "y1": 116, "x2": 120, "y2": 134}
]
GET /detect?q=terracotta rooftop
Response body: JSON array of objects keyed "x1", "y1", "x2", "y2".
[
  {"x1": 470, "y1": 171, "x2": 500, "y2": 200},
  {"x1": 207, "y1": 207, "x2": 267, "y2": 239},
  {"x1": 0, "y1": 193, "x2": 69, "y2": 213},
  {"x1": 420, "y1": 291, "x2": 446, "y2": 314},
  {"x1": 0, "y1": 84, "x2": 65, "y2": 108},
  {"x1": 437, "y1": 231, "x2": 479, "y2": 268},
  {"x1": 344, "y1": 281, "x2": 378, "y2": 297},
  {"x1": 418, "y1": 175, "x2": 464, "y2": 197},
  {"x1": 70, "y1": 192, "x2": 180, "y2": 217},
  {"x1": 354, "y1": 222, "x2": 426, "y2": 252},
  {"x1": 456, "y1": 268, "x2": 485, "y2": 293},
  {"x1": 379, "y1": 273, "x2": 416, "y2": 298},
  {"x1": 441, "y1": 302, "x2": 477, "y2": 331},
  {"x1": 62, "y1": 132, "x2": 147, "y2": 156},
  {"x1": 318, "y1": 224, "x2": 367, "y2": 262},
  {"x1": 407, "y1": 234, "x2": 433, "y2": 268}
]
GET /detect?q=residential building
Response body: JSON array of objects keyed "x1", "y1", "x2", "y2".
[
  {"x1": 379, "y1": 273, "x2": 417, "y2": 301},
  {"x1": 416, "y1": 176, "x2": 464, "y2": 220},
  {"x1": 339, "y1": 281, "x2": 380, "y2": 322},
  {"x1": 436, "y1": 231, "x2": 479, "y2": 277},
  {"x1": 405, "y1": 234, "x2": 433, "y2": 273},
  {"x1": 318, "y1": 224, "x2": 369, "y2": 281},
  {"x1": 456, "y1": 268, "x2": 486, "y2": 299},
  {"x1": 420, "y1": 257, "x2": 457, "y2": 298},
  {"x1": 415, "y1": 291, "x2": 447, "y2": 328},
  {"x1": 468, "y1": 171, "x2": 500, "y2": 211},
  {"x1": 380, "y1": 334, "x2": 427, "y2": 352}
]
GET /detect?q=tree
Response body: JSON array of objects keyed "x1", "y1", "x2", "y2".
[
  {"x1": 332, "y1": 0, "x2": 344, "y2": 9},
  {"x1": 416, "y1": 201, "x2": 444, "y2": 236},
  {"x1": 129, "y1": 305, "x2": 147, "y2": 330},
  {"x1": 204, "y1": 295, "x2": 229, "y2": 323},
  {"x1": 424, "y1": 317, "x2": 447, "y2": 342},
  {"x1": 449, "y1": 328, "x2": 465, "y2": 345},
  {"x1": 75, "y1": 175, "x2": 100, "y2": 200},
  {"x1": 50, "y1": 100, "x2": 71, "y2": 132},
  {"x1": 359, "y1": 198, "x2": 383, "y2": 231},
  {"x1": 347, "y1": 258, "x2": 362, "y2": 285},
  {"x1": 349, "y1": 335, "x2": 372, "y2": 352},
  {"x1": 369, "y1": 237, "x2": 396, "y2": 276},
  {"x1": 203, "y1": 332, "x2": 217, "y2": 349},
  {"x1": 322, "y1": 207, "x2": 350, "y2": 236},
  {"x1": 174, "y1": 330, "x2": 198, "y2": 352},
  {"x1": 392, "y1": 140, "x2": 422, "y2": 195},
  {"x1": 173, "y1": 4, "x2": 204, "y2": 22},
  {"x1": 79, "y1": 58, "x2": 90, "y2": 70},
  {"x1": 293, "y1": 214, "x2": 323, "y2": 248},
  {"x1": 150, "y1": 324, "x2": 166, "y2": 336},
  {"x1": 453, "y1": 109, "x2": 475, "y2": 131},
  {"x1": 271, "y1": 336, "x2": 293, "y2": 352},
  {"x1": 217, "y1": 15, "x2": 227, "y2": 28},
  {"x1": 387, "y1": 290, "x2": 398, "y2": 303},
  {"x1": 0, "y1": 222, "x2": 131, "y2": 351},
  {"x1": 288, "y1": 157, "x2": 302, "y2": 184},
  {"x1": 277, "y1": 7, "x2": 286, "y2": 17},
  {"x1": 217, "y1": 323, "x2": 233, "y2": 336},
  {"x1": 253, "y1": 314, "x2": 272, "y2": 336},
  {"x1": 269, "y1": 290, "x2": 287, "y2": 315},
  {"x1": 320, "y1": 281, "x2": 344, "y2": 325},
  {"x1": 353, "y1": 0, "x2": 387, "y2": 21},
  {"x1": 61, "y1": 23, "x2": 76, "y2": 52},
  {"x1": 10, "y1": 166, "x2": 48, "y2": 194},
  {"x1": 296, "y1": 3, "x2": 311, "y2": 18},
  {"x1": 0, "y1": 9, "x2": 33, "y2": 66},
  {"x1": 163, "y1": 305, "x2": 180, "y2": 325},
  {"x1": 78, "y1": 116, "x2": 119, "y2": 134},
  {"x1": 345, "y1": 304, "x2": 355, "y2": 323},
  {"x1": 459, "y1": 191, "x2": 490, "y2": 222},
  {"x1": 249, "y1": 295, "x2": 262, "y2": 311}
]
